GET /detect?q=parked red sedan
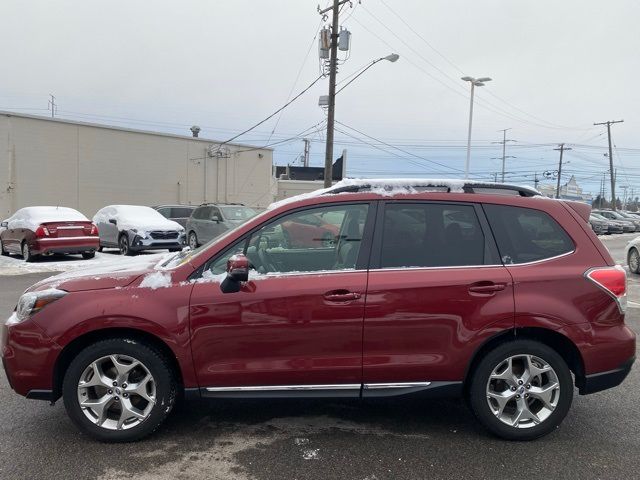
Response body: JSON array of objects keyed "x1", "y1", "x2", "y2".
[
  {"x1": 1, "y1": 180, "x2": 635, "y2": 442},
  {"x1": 0, "y1": 206, "x2": 99, "y2": 262}
]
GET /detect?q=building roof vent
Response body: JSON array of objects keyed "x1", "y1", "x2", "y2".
[{"x1": 190, "y1": 125, "x2": 201, "y2": 138}]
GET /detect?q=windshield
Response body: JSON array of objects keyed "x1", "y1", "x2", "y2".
[{"x1": 220, "y1": 206, "x2": 257, "y2": 221}]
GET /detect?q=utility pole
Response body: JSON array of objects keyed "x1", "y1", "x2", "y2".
[
  {"x1": 594, "y1": 119, "x2": 624, "y2": 210},
  {"x1": 621, "y1": 185, "x2": 629, "y2": 210},
  {"x1": 553, "y1": 143, "x2": 572, "y2": 199},
  {"x1": 534, "y1": 172, "x2": 539, "y2": 190},
  {"x1": 492, "y1": 129, "x2": 515, "y2": 182},
  {"x1": 302, "y1": 138, "x2": 310, "y2": 167},
  {"x1": 48, "y1": 94, "x2": 56, "y2": 118},
  {"x1": 319, "y1": 0, "x2": 351, "y2": 188}
]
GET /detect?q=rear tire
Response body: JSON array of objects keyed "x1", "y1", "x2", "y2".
[
  {"x1": 22, "y1": 241, "x2": 36, "y2": 262},
  {"x1": 468, "y1": 340, "x2": 573, "y2": 441},
  {"x1": 62, "y1": 338, "x2": 177, "y2": 443},
  {"x1": 82, "y1": 251, "x2": 95, "y2": 260},
  {"x1": 628, "y1": 248, "x2": 640, "y2": 274}
]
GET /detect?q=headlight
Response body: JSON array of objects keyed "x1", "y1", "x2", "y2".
[{"x1": 12, "y1": 288, "x2": 67, "y2": 324}]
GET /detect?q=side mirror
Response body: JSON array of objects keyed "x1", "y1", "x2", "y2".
[
  {"x1": 0, "y1": 221, "x2": 7, "y2": 228},
  {"x1": 212, "y1": 214, "x2": 222, "y2": 223},
  {"x1": 108, "y1": 218, "x2": 117, "y2": 225},
  {"x1": 220, "y1": 254, "x2": 249, "y2": 293}
]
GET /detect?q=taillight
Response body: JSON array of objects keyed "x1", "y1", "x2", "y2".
[
  {"x1": 89, "y1": 223, "x2": 98, "y2": 235},
  {"x1": 585, "y1": 265, "x2": 627, "y2": 313},
  {"x1": 35, "y1": 225, "x2": 49, "y2": 237}
]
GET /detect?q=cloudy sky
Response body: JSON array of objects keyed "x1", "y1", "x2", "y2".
[{"x1": 1, "y1": 0, "x2": 639, "y2": 197}]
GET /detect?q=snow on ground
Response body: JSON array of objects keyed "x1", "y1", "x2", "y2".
[{"x1": 0, "y1": 248, "x2": 171, "y2": 276}]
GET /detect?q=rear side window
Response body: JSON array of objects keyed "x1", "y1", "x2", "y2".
[
  {"x1": 379, "y1": 203, "x2": 485, "y2": 268},
  {"x1": 484, "y1": 204, "x2": 574, "y2": 264},
  {"x1": 172, "y1": 207, "x2": 194, "y2": 218}
]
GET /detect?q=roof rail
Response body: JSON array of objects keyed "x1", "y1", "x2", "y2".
[{"x1": 325, "y1": 180, "x2": 540, "y2": 198}]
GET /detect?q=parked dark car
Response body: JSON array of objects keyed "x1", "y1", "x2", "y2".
[
  {"x1": 93, "y1": 205, "x2": 185, "y2": 255},
  {"x1": 591, "y1": 212, "x2": 624, "y2": 234},
  {"x1": 153, "y1": 205, "x2": 196, "y2": 228},
  {"x1": 0, "y1": 206, "x2": 99, "y2": 262},
  {"x1": 593, "y1": 210, "x2": 637, "y2": 232},
  {"x1": 589, "y1": 214, "x2": 608, "y2": 235},
  {"x1": 3, "y1": 180, "x2": 634, "y2": 443},
  {"x1": 185, "y1": 203, "x2": 257, "y2": 249}
]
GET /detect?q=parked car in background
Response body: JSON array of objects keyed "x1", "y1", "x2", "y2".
[
  {"x1": 185, "y1": 203, "x2": 257, "y2": 249},
  {"x1": 591, "y1": 212, "x2": 624, "y2": 234},
  {"x1": 592, "y1": 210, "x2": 637, "y2": 232},
  {"x1": 626, "y1": 236, "x2": 640, "y2": 273},
  {"x1": 3, "y1": 180, "x2": 634, "y2": 443},
  {"x1": 0, "y1": 206, "x2": 99, "y2": 262},
  {"x1": 589, "y1": 214, "x2": 608, "y2": 235},
  {"x1": 153, "y1": 205, "x2": 196, "y2": 228},
  {"x1": 616, "y1": 211, "x2": 640, "y2": 231},
  {"x1": 93, "y1": 205, "x2": 185, "y2": 255}
]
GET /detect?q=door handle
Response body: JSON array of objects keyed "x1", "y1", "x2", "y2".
[
  {"x1": 324, "y1": 290, "x2": 362, "y2": 302},
  {"x1": 468, "y1": 282, "x2": 507, "y2": 295}
]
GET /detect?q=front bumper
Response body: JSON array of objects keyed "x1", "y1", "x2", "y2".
[
  {"x1": 130, "y1": 234, "x2": 185, "y2": 251},
  {"x1": 1, "y1": 314, "x2": 61, "y2": 398},
  {"x1": 33, "y1": 236, "x2": 99, "y2": 255}
]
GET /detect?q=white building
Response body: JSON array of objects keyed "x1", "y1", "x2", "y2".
[
  {"x1": 0, "y1": 112, "x2": 275, "y2": 218},
  {"x1": 538, "y1": 175, "x2": 592, "y2": 202}
]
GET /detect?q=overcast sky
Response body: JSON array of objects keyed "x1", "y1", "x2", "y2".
[{"x1": 1, "y1": 0, "x2": 639, "y2": 196}]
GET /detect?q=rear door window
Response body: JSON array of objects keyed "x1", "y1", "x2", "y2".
[
  {"x1": 379, "y1": 203, "x2": 485, "y2": 268},
  {"x1": 484, "y1": 204, "x2": 574, "y2": 264},
  {"x1": 172, "y1": 207, "x2": 194, "y2": 218}
]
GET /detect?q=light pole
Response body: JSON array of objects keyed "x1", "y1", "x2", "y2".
[
  {"x1": 462, "y1": 76, "x2": 492, "y2": 179},
  {"x1": 322, "y1": 53, "x2": 400, "y2": 187}
]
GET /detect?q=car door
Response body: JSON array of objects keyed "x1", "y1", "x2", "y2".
[
  {"x1": 362, "y1": 201, "x2": 514, "y2": 395},
  {"x1": 97, "y1": 207, "x2": 119, "y2": 246},
  {"x1": 189, "y1": 202, "x2": 374, "y2": 395},
  {"x1": 1, "y1": 213, "x2": 17, "y2": 253},
  {"x1": 208, "y1": 207, "x2": 226, "y2": 240}
]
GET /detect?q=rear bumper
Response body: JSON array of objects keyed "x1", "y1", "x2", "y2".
[
  {"x1": 33, "y1": 236, "x2": 99, "y2": 255},
  {"x1": 579, "y1": 356, "x2": 635, "y2": 394}
]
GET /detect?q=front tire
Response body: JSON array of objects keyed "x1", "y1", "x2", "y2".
[
  {"x1": 188, "y1": 232, "x2": 198, "y2": 250},
  {"x1": 0, "y1": 238, "x2": 8, "y2": 256},
  {"x1": 62, "y1": 338, "x2": 177, "y2": 443},
  {"x1": 628, "y1": 248, "x2": 640, "y2": 274},
  {"x1": 468, "y1": 340, "x2": 573, "y2": 441},
  {"x1": 119, "y1": 234, "x2": 134, "y2": 256}
]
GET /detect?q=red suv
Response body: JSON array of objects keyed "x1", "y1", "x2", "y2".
[{"x1": 2, "y1": 180, "x2": 635, "y2": 442}]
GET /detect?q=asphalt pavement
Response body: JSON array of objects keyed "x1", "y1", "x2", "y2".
[{"x1": 1, "y1": 235, "x2": 639, "y2": 480}]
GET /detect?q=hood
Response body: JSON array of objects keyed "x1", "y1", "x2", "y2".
[
  {"x1": 121, "y1": 219, "x2": 183, "y2": 233},
  {"x1": 27, "y1": 256, "x2": 161, "y2": 293}
]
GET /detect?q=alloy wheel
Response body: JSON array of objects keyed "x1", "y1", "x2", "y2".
[
  {"x1": 119, "y1": 236, "x2": 129, "y2": 255},
  {"x1": 486, "y1": 354, "x2": 560, "y2": 429},
  {"x1": 630, "y1": 249, "x2": 639, "y2": 273},
  {"x1": 22, "y1": 243, "x2": 30, "y2": 261},
  {"x1": 76, "y1": 354, "x2": 156, "y2": 431},
  {"x1": 188, "y1": 232, "x2": 198, "y2": 250}
]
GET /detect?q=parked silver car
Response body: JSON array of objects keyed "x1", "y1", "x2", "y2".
[
  {"x1": 153, "y1": 204, "x2": 196, "y2": 228},
  {"x1": 592, "y1": 210, "x2": 638, "y2": 232},
  {"x1": 93, "y1": 205, "x2": 185, "y2": 255},
  {"x1": 185, "y1": 203, "x2": 257, "y2": 249}
]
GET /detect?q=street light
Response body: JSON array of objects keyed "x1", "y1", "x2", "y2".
[
  {"x1": 336, "y1": 54, "x2": 400, "y2": 95},
  {"x1": 462, "y1": 76, "x2": 492, "y2": 179}
]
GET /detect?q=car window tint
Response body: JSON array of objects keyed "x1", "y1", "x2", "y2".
[
  {"x1": 243, "y1": 204, "x2": 369, "y2": 274},
  {"x1": 172, "y1": 207, "x2": 193, "y2": 218},
  {"x1": 484, "y1": 204, "x2": 574, "y2": 264},
  {"x1": 157, "y1": 207, "x2": 170, "y2": 218},
  {"x1": 380, "y1": 203, "x2": 485, "y2": 268}
]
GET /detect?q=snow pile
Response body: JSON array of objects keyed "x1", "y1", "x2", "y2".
[
  {"x1": 0, "y1": 251, "x2": 169, "y2": 276},
  {"x1": 93, "y1": 205, "x2": 183, "y2": 235},
  {"x1": 139, "y1": 271, "x2": 172, "y2": 289},
  {"x1": 4, "y1": 206, "x2": 88, "y2": 230}
]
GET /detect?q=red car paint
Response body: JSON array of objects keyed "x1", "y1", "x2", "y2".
[{"x1": 1, "y1": 190, "x2": 636, "y2": 402}]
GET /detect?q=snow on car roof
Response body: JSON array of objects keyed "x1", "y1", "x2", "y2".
[
  {"x1": 7, "y1": 206, "x2": 88, "y2": 230},
  {"x1": 268, "y1": 178, "x2": 540, "y2": 210}
]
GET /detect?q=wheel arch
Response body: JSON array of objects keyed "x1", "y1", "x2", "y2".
[
  {"x1": 52, "y1": 327, "x2": 184, "y2": 402},
  {"x1": 463, "y1": 327, "x2": 585, "y2": 395}
]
